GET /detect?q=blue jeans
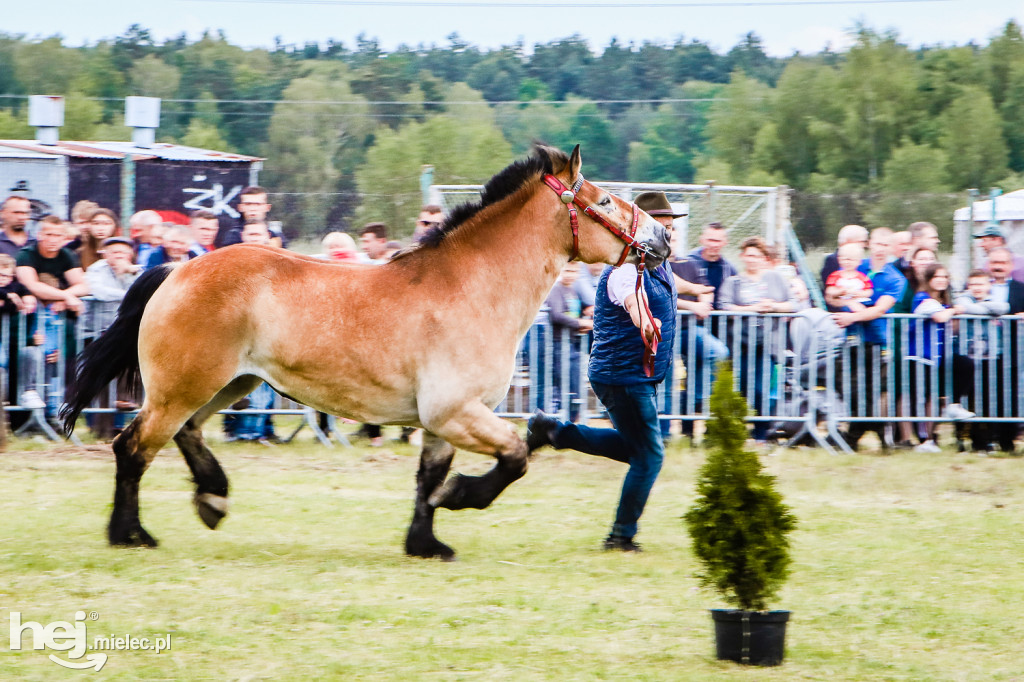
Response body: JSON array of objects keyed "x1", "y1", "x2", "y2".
[
  {"x1": 549, "y1": 380, "x2": 664, "y2": 539},
  {"x1": 736, "y1": 344, "x2": 772, "y2": 440},
  {"x1": 522, "y1": 324, "x2": 549, "y2": 413},
  {"x1": 42, "y1": 305, "x2": 64, "y2": 417},
  {"x1": 682, "y1": 325, "x2": 729, "y2": 404},
  {"x1": 551, "y1": 338, "x2": 582, "y2": 422},
  {"x1": 672, "y1": 325, "x2": 729, "y2": 437},
  {"x1": 234, "y1": 382, "x2": 276, "y2": 440}
]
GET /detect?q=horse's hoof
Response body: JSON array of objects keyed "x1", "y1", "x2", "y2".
[
  {"x1": 195, "y1": 493, "x2": 229, "y2": 530},
  {"x1": 405, "y1": 539, "x2": 457, "y2": 562},
  {"x1": 109, "y1": 526, "x2": 159, "y2": 548}
]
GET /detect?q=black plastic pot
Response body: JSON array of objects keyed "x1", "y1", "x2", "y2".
[{"x1": 710, "y1": 609, "x2": 790, "y2": 666}]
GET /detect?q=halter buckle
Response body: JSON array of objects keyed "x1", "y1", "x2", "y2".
[{"x1": 559, "y1": 190, "x2": 574, "y2": 204}]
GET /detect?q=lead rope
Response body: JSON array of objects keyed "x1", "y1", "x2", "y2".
[{"x1": 635, "y1": 251, "x2": 661, "y2": 378}]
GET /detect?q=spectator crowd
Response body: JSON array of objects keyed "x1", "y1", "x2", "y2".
[
  {"x1": 0, "y1": 190, "x2": 449, "y2": 445},
  {"x1": 2, "y1": 186, "x2": 1023, "y2": 456},
  {"x1": 544, "y1": 214, "x2": 1024, "y2": 456}
]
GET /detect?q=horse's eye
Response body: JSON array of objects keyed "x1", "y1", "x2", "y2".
[{"x1": 599, "y1": 197, "x2": 612, "y2": 208}]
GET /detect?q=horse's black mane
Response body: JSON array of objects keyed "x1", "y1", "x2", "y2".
[{"x1": 413, "y1": 146, "x2": 566, "y2": 250}]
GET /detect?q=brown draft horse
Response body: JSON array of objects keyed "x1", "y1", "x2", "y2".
[{"x1": 61, "y1": 144, "x2": 671, "y2": 559}]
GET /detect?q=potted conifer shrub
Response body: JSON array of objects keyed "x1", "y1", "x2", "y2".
[{"x1": 684, "y1": 361, "x2": 797, "y2": 666}]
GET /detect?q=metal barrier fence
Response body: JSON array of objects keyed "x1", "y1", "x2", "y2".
[
  {"x1": 5, "y1": 303, "x2": 1021, "y2": 452},
  {"x1": 498, "y1": 309, "x2": 1023, "y2": 453}
]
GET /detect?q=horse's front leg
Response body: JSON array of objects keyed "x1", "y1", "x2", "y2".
[
  {"x1": 405, "y1": 432, "x2": 456, "y2": 560},
  {"x1": 427, "y1": 403, "x2": 529, "y2": 512}
]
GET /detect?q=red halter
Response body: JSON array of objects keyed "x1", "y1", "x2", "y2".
[
  {"x1": 541, "y1": 173, "x2": 644, "y2": 266},
  {"x1": 541, "y1": 173, "x2": 662, "y2": 377}
]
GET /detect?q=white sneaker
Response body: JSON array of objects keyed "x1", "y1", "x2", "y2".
[
  {"x1": 20, "y1": 390, "x2": 45, "y2": 410},
  {"x1": 914, "y1": 440, "x2": 942, "y2": 453},
  {"x1": 942, "y1": 403, "x2": 975, "y2": 421}
]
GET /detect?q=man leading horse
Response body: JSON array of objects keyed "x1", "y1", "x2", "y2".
[{"x1": 527, "y1": 192, "x2": 712, "y2": 552}]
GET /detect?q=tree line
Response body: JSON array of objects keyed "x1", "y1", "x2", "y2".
[{"x1": 0, "y1": 22, "x2": 1022, "y2": 243}]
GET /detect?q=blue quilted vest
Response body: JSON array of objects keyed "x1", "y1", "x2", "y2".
[{"x1": 588, "y1": 263, "x2": 677, "y2": 385}]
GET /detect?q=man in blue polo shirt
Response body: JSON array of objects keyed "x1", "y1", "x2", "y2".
[{"x1": 832, "y1": 227, "x2": 907, "y2": 451}]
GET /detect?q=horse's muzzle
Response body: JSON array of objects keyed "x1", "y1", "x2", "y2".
[{"x1": 640, "y1": 225, "x2": 672, "y2": 268}]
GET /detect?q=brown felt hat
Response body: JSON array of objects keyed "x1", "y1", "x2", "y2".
[{"x1": 634, "y1": 191, "x2": 687, "y2": 218}]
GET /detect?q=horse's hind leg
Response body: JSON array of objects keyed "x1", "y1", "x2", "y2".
[
  {"x1": 174, "y1": 375, "x2": 262, "y2": 530},
  {"x1": 174, "y1": 421, "x2": 231, "y2": 530},
  {"x1": 426, "y1": 403, "x2": 529, "y2": 512},
  {"x1": 109, "y1": 409, "x2": 189, "y2": 547},
  {"x1": 405, "y1": 433, "x2": 456, "y2": 560}
]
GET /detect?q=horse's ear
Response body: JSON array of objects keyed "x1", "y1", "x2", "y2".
[{"x1": 567, "y1": 145, "x2": 582, "y2": 181}]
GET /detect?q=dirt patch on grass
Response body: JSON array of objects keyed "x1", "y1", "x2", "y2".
[{"x1": 6, "y1": 444, "x2": 113, "y2": 460}]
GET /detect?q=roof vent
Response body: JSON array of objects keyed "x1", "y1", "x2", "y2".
[
  {"x1": 125, "y1": 96, "x2": 161, "y2": 149},
  {"x1": 28, "y1": 95, "x2": 64, "y2": 146}
]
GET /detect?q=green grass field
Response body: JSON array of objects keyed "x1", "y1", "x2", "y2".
[{"x1": 2, "y1": 430, "x2": 1023, "y2": 680}]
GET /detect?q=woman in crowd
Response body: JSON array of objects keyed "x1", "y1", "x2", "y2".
[
  {"x1": 719, "y1": 237, "x2": 796, "y2": 442},
  {"x1": 78, "y1": 208, "x2": 122, "y2": 269},
  {"x1": 891, "y1": 245, "x2": 938, "y2": 446},
  {"x1": 894, "y1": 246, "x2": 937, "y2": 314},
  {"x1": 908, "y1": 263, "x2": 974, "y2": 452}
]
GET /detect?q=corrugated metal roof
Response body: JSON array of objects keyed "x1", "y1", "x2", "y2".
[
  {"x1": 85, "y1": 141, "x2": 263, "y2": 162},
  {"x1": 0, "y1": 143, "x2": 65, "y2": 159},
  {"x1": 0, "y1": 139, "x2": 263, "y2": 162},
  {"x1": 0, "y1": 141, "x2": 120, "y2": 159}
]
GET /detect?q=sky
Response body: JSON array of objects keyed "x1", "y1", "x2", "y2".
[{"x1": 4, "y1": 0, "x2": 1021, "y2": 56}]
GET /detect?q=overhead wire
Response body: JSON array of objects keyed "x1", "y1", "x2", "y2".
[{"x1": 181, "y1": 0, "x2": 954, "y2": 6}]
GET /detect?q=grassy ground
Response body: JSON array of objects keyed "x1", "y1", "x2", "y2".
[{"x1": 2, "y1": 426, "x2": 1023, "y2": 681}]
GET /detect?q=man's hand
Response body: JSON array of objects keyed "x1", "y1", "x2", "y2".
[
  {"x1": 832, "y1": 311, "x2": 858, "y2": 328},
  {"x1": 63, "y1": 294, "x2": 84, "y2": 315},
  {"x1": 689, "y1": 301, "x2": 713, "y2": 320},
  {"x1": 641, "y1": 316, "x2": 662, "y2": 345},
  {"x1": 624, "y1": 290, "x2": 663, "y2": 344},
  {"x1": 577, "y1": 318, "x2": 594, "y2": 333}
]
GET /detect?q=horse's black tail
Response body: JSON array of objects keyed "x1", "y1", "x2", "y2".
[{"x1": 60, "y1": 264, "x2": 175, "y2": 436}]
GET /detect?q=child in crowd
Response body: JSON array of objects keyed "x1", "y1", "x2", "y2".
[
  {"x1": 825, "y1": 243, "x2": 873, "y2": 309},
  {"x1": 321, "y1": 232, "x2": 360, "y2": 263},
  {"x1": 955, "y1": 269, "x2": 1010, "y2": 317},
  {"x1": 0, "y1": 254, "x2": 44, "y2": 410},
  {"x1": 953, "y1": 269, "x2": 1009, "y2": 451}
]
